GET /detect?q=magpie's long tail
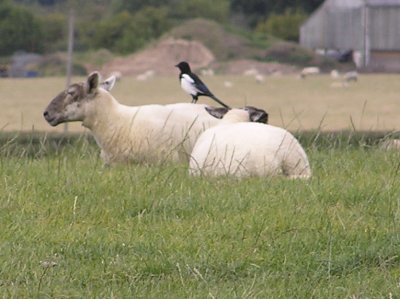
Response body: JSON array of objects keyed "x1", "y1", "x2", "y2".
[{"x1": 210, "y1": 95, "x2": 231, "y2": 109}]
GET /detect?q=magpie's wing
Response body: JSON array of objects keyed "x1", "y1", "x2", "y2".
[{"x1": 190, "y1": 73, "x2": 213, "y2": 96}]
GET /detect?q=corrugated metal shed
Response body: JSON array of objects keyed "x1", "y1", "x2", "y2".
[
  {"x1": 367, "y1": 0, "x2": 400, "y2": 7},
  {"x1": 300, "y1": 0, "x2": 400, "y2": 69},
  {"x1": 301, "y1": 0, "x2": 400, "y2": 51}
]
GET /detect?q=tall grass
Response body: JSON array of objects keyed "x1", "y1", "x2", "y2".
[{"x1": 1, "y1": 133, "x2": 400, "y2": 298}]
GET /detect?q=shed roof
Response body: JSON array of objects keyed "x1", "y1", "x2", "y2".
[{"x1": 325, "y1": 0, "x2": 363, "y2": 8}]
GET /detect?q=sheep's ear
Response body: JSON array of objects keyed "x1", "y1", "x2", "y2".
[
  {"x1": 205, "y1": 106, "x2": 229, "y2": 119},
  {"x1": 86, "y1": 71, "x2": 100, "y2": 94},
  {"x1": 100, "y1": 75, "x2": 116, "y2": 91},
  {"x1": 244, "y1": 106, "x2": 269, "y2": 123}
]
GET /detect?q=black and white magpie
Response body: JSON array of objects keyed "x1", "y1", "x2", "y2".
[{"x1": 175, "y1": 61, "x2": 230, "y2": 109}]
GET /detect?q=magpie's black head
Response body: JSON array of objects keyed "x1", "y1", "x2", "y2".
[{"x1": 175, "y1": 61, "x2": 191, "y2": 73}]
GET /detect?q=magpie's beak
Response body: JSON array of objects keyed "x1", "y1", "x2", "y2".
[{"x1": 175, "y1": 64, "x2": 179, "y2": 68}]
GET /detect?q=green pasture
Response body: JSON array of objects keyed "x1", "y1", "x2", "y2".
[
  {"x1": 1, "y1": 74, "x2": 400, "y2": 297},
  {"x1": 1, "y1": 132, "x2": 400, "y2": 298},
  {"x1": 1, "y1": 74, "x2": 400, "y2": 132}
]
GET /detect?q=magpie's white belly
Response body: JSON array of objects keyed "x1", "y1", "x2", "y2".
[{"x1": 181, "y1": 75, "x2": 199, "y2": 96}]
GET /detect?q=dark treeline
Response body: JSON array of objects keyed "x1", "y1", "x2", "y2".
[{"x1": 2, "y1": 0, "x2": 324, "y2": 56}]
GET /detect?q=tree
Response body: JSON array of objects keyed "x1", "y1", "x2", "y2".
[
  {"x1": 230, "y1": 0, "x2": 323, "y2": 28},
  {"x1": 40, "y1": 13, "x2": 67, "y2": 52},
  {"x1": 111, "y1": 0, "x2": 173, "y2": 13},
  {"x1": 256, "y1": 9, "x2": 307, "y2": 42},
  {"x1": 90, "y1": 7, "x2": 170, "y2": 54},
  {"x1": 172, "y1": 0, "x2": 229, "y2": 22},
  {"x1": 0, "y1": 2, "x2": 44, "y2": 55}
]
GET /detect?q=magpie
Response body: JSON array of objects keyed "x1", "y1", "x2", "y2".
[{"x1": 175, "y1": 61, "x2": 230, "y2": 109}]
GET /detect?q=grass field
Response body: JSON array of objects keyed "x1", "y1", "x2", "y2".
[
  {"x1": 1, "y1": 74, "x2": 400, "y2": 132},
  {"x1": 1, "y1": 133, "x2": 400, "y2": 298},
  {"x1": 1, "y1": 75, "x2": 400, "y2": 298}
]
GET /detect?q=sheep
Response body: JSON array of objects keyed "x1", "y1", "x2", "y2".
[
  {"x1": 243, "y1": 68, "x2": 259, "y2": 76},
  {"x1": 205, "y1": 105, "x2": 268, "y2": 124},
  {"x1": 343, "y1": 71, "x2": 358, "y2": 82},
  {"x1": 99, "y1": 75, "x2": 117, "y2": 91},
  {"x1": 223, "y1": 80, "x2": 233, "y2": 88},
  {"x1": 329, "y1": 70, "x2": 358, "y2": 88},
  {"x1": 189, "y1": 108, "x2": 311, "y2": 179},
  {"x1": 136, "y1": 70, "x2": 155, "y2": 81},
  {"x1": 300, "y1": 67, "x2": 320, "y2": 79},
  {"x1": 380, "y1": 139, "x2": 400, "y2": 151},
  {"x1": 43, "y1": 72, "x2": 228, "y2": 165},
  {"x1": 255, "y1": 74, "x2": 265, "y2": 84},
  {"x1": 330, "y1": 69, "x2": 340, "y2": 79},
  {"x1": 200, "y1": 68, "x2": 214, "y2": 76},
  {"x1": 243, "y1": 68, "x2": 265, "y2": 83}
]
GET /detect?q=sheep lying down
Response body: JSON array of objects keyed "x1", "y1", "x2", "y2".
[
  {"x1": 189, "y1": 108, "x2": 311, "y2": 179},
  {"x1": 43, "y1": 72, "x2": 220, "y2": 164},
  {"x1": 43, "y1": 72, "x2": 268, "y2": 165}
]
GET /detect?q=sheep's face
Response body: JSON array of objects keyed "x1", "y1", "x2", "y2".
[
  {"x1": 43, "y1": 72, "x2": 101, "y2": 126},
  {"x1": 244, "y1": 106, "x2": 268, "y2": 124}
]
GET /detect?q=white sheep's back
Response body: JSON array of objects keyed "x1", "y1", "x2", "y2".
[
  {"x1": 107, "y1": 103, "x2": 221, "y2": 163},
  {"x1": 190, "y1": 123, "x2": 311, "y2": 178}
]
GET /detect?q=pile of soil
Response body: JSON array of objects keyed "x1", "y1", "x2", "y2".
[
  {"x1": 101, "y1": 38, "x2": 215, "y2": 76},
  {"x1": 100, "y1": 19, "x2": 323, "y2": 77},
  {"x1": 101, "y1": 38, "x2": 299, "y2": 77}
]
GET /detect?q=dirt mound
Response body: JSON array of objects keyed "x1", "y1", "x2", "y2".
[
  {"x1": 102, "y1": 38, "x2": 215, "y2": 76},
  {"x1": 100, "y1": 18, "x2": 325, "y2": 77},
  {"x1": 101, "y1": 40, "x2": 298, "y2": 77},
  {"x1": 166, "y1": 18, "x2": 264, "y2": 61}
]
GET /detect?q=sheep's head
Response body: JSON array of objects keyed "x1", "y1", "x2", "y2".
[
  {"x1": 43, "y1": 72, "x2": 115, "y2": 126},
  {"x1": 205, "y1": 106, "x2": 268, "y2": 124}
]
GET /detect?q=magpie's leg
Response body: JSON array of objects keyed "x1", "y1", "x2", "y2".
[{"x1": 191, "y1": 95, "x2": 198, "y2": 104}]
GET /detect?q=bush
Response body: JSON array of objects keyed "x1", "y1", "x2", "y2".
[
  {"x1": 0, "y1": 2, "x2": 44, "y2": 55},
  {"x1": 256, "y1": 9, "x2": 307, "y2": 42},
  {"x1": 40, "y1": 13, "x2": 67, "y2": 52},
  {"x1": 172, "y1": 0, "x2": 229, "y2": 22},
  {"x1": 90, "y1": 7, "x2": 170, "y2": 54}
]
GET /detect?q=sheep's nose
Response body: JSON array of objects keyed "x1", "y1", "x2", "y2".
[{"x1": 43, "y1": 111, "x2": 49, "y2": 118}]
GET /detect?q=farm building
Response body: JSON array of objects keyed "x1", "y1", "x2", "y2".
[{"x1": 300, "y1": 0, "x2": 400, "y2": 72}]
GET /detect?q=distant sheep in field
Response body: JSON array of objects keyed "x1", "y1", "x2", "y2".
[
  {"x1": 380, "y1": 139, "x2": 400, "y2": 151},
  {"x1": 200, "y1": 68, "x2": 214, "y2": 76},
  {"x1": 43, "y1": 72, "x2": 230, "y2": 165},
  {"x1": 330, "y1": 69, "x2": 340, "y2": 79},
  {"x1": 300, "y1": 67, "x2": 320, "y2": 79},
  {"x1": 343, "y1": 71, "x2": 358, "y2": 82},
  {"x1": 243, "y1": 68, "x2": 259, "y2": 76},
  {"x1": 189, "y1": 108, "x2": 311, "y2": 179},
  {"x1": 329, "y1": 70, "x2": 358, "y2": 88},
  {"x1": 223, "y1": 80, "x2": 233, "y2": 88},
  {"x1": 136, "y1": 70, "x2": 155, "y2": 81},
  {"x1": 243, "y1": 68, "x2": 265, "y2": 83},
  {"x1": 255, "y1": 74, "x2": 265, "y2": 84}
]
